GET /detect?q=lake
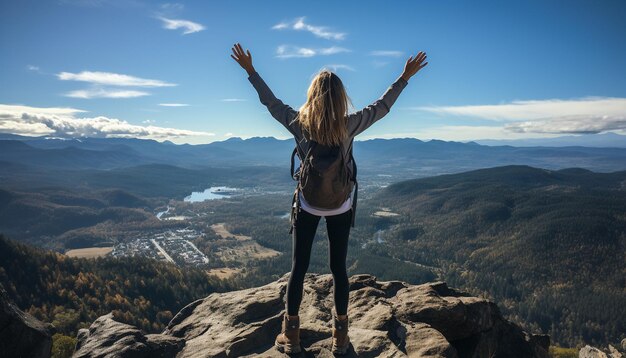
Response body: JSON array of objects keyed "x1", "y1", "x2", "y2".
[{"x1": 184, "y1": 186, "x2": 241, "y2": 202}]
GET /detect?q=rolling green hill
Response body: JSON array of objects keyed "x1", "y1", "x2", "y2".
[
  {"x1": 368, "y1": 165, "x2": 626, "y2": 347},
  {"x1": 0, "y1": 187, "x2": 170, "y2": 249}
]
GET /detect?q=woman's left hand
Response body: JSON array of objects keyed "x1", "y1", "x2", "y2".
[
  {"x1": 231, "y1": 43, "x2": 255, "y2": 75},
  {"x1": 401, "y1": 51, "x2": 428, "y2": 82}
]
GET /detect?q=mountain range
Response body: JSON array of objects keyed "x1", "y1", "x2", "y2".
[{"x1": 2, "y1": 133, "x2": 626, "y2": 181}]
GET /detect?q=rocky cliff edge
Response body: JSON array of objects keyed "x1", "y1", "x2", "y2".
[{"x1": 73, "y1": 273, "x2": 550, "y2": 357}]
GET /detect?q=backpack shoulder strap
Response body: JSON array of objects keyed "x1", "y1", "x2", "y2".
[
  {"x1": 347, "y1": 140, "x2": 357, "y2": 180},
  {"x1": 290, "y1": 136, "x2": 317, "y2": 179},
  {"x1": 290, "y1": 146, "x2": 299, "y2": 180},
  {"x1": 346, "y1": 139, "x2": 358, "y2": 227},
  {"x1": 288, "y1": 137, "x2": 317, "y2": 235}
]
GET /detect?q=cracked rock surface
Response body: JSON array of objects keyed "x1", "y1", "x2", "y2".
[{"x1": 73, "y1": 273, "x2": 550, "y2": 357}]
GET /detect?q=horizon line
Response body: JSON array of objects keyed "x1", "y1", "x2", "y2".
[{"x1": 1, "y1": 132, "x2": 624, "y2": 147}]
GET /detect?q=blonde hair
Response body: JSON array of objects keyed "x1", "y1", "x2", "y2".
[{"x1": 296, "y1": 69, "x2": 353, "y2": 146}]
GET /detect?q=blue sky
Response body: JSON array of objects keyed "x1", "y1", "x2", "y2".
[{"x1": 1, "y1": 0, "x2": 625, "y2": 144}]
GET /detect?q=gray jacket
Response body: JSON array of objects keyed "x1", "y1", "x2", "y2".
[{"x1": 247, "y1": 71, "x2": 409, "y2": 174}]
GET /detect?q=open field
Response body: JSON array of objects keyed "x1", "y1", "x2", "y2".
[
  {"x1": 210, "y1": 223, "x2": 281, "y2": 263},
  {"x1": 206, "y1": 267, "x2": 245, "y2": 279},
  {"x1": 211, "y1": 223, "x2": 251, "y2": 241},
  {"x1": 65, "y1": 247, "x2": 113, "y2": 258}
]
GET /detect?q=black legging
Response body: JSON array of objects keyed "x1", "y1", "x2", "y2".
[{"x1": 286, "y1": 208, "x2": 352, "y2": 316}]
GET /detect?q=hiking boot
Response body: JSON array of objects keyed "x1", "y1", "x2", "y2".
[
  {"x1": 274, "y1": 313, "x2": 301, "y2": 354},
  {"x1": 331, "y1": 313, "x2": 350, "y2": 355}
]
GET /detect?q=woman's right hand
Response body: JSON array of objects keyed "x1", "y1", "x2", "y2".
[
  {"x1": 401, "y1": 51, "x2": 428, "y2": 82},
  {"x1": 231, "y1": 43, "x2": 256, "y2": 76}
]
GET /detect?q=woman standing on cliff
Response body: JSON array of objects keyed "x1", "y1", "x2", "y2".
[{"x1": 231, "y1": 42, "x2": 427, "y2": 354}]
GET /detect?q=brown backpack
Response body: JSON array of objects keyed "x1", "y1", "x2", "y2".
[{"x1": 289, "y1": 140, "x2": 358, "y2": 233}]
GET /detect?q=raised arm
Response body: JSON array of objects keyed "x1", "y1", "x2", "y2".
[
  {"x1": 230, "y1": 43, "x2": 300, "y2": 137},
  {"x1": 347, "y1": 51, "x2": 428, "y2": 138}
]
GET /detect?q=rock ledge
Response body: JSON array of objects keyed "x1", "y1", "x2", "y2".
[{"x1": 74, "y1": 273, "x2": 550, "y2": 357}]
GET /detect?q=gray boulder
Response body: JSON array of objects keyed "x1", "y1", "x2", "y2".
[
  {"x1": 73, "y1": 313, "x2": 184, "y2": 358},
  {"x1": 0, "y1": 285, "x2": 55, "y2": 358},
  {"x1": 74, "y1": 273, "x2": 550, "y2": 357},
  {"x1": 579, "y1": 345, "x2": 607, "y2": 358},
  {"x1": 579, "y1": 344, "x2": 624, "y2": 358},
  {"x1": 608, "y1": 345, "x2": 624, "y2": 358}
]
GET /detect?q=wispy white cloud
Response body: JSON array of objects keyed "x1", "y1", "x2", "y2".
[
  {"x1": 60, "y1": 0, "x2": 143, "y2": 8},
  {"x1": 64, "y1": 88, "x2": 150, "y2": 99},
  {"x1": 158, "y1": 103, "x2": 189, "y2": 107},
  {"x1": 416, "y1": 97, "x2": 626, "y2": 121},
  {"x1": 0, "y1": 105, "x2": 86, "y2": 116},
  {"x1": 26, "y1": 65, "x2": 41, "y2": 72},
  {"x1": 272, "y1": 16, "x2": 346, "y2": 40},
  {"x1": 0, "y1": 104, "x2": 213, "y2": 139},
  {"x1": 414, "y1": 97, "x2": 626, "y2": 135},
  {"x1": 318, "y1": 47, "x2": 349, "y2": 55},
  {"x1": 277, "y1": 45, "x2": 315, "y2": 58},
  {"x1": 276, "y1": 45, "x2": 350, "y2": 58},
  {"x1": 57, "y1": 71, "x2": 175, "y2": 99},
  {"x1": 371, "y1": 60, "x2": 389, "y2": 68},
  {"x1": 272, "y1": 23, "x2": 289, "y2": 30},
  {"x1": 369, "y1": 50, "x2": 404, "y2": 57},
  {"x1": 220, "y1": 98, "x2": 247, "y2": 102},
  {"x1": 57, "y1": 71, "x2": 176, "y2": 87},
  {"x1": 160, "y1": 3, "x2": 184, "y2": 11},
  {"x1": 504, "y1": 115, "x2": 626, "y2": 134},
  {"x1": 158, "y1": 16, "x2": 205, "y2": 34},
  {"x1": 321, "y1": 64, "x2": 356, "y2": 72}
]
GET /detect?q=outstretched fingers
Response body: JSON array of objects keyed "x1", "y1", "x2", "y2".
[
  {"x1": 413, "y1": 55, "x2": 427, "y2": 72},
  {"x1": 410, "y1": 52, "x2": 425, "y2": 65},
  {"x1": 232, "y1": 43, "x2": 243, "y2": 56},
  {"x1": 237, "y1": 43, "x2": 248, "y2": 58},
  {"x1": 403, "y1": 51, "x2": 428, "y2": 78},
  {"x1": 231, "y1": 46, "x2": 240, "y2": 60},
  {"x1": 416, "y1": 52, "x2": 426, "y2": 63},
  {"x1": 231, "y1": 43, "x2": 252, "y2": 62},
  {"x1": 230, "y1": 42, "x2": 255, "y2": 74}
]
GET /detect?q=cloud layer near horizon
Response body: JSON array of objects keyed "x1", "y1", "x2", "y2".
[
  {"x1": 417, "y1": 97, "x2": 626, "y2": 134},
  {"x1": 0, "y1": 104, "x2": 212, "y2": 140}
]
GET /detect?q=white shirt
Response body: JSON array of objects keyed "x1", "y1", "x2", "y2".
[{"x1": 297, "y1": 190, "x2": 352, "y2": 217}]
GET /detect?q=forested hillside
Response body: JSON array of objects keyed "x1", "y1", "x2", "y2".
[
  {"x1": 0, "y1": 236, "x2": 234, "y2": 337},
  {"x1": 0, "y1": 187, "x2": 169, "y2": 249},
  {"x1": 369, "y1": 165, "x2": 626, "y2": 347}
]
